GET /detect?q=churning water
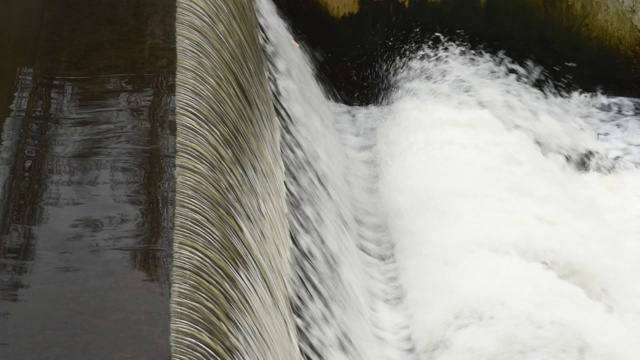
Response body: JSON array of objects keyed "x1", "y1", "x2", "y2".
[
  {"x1": 259, "y1": 0, "x2": 640, "y2": 358},
  {"x1": 378, "y1": 47, "x2": 640, "y2": 359}
]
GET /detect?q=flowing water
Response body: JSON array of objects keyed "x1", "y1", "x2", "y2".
[
  {"x1": 377, "y1": 46, "x2": 640, "y2": 359},
  {"x1": 2, "y1": 0, "x2": 639, "y2": 358},
  {"x1": 255, "y1": 1, "x2": 640, "y2": 359}
]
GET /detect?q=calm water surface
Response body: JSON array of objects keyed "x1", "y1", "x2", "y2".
[{"x1": 0, "y1": 1, "x2": 175, "y2": 359}]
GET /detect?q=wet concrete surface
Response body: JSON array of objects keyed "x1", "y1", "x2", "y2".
[{"x1": 0, "y1": 1, "x2": 175, "y2": 359}]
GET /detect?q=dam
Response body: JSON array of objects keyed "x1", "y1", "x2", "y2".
[{"x1": 1, "y1": 0, "x2": 640, "y2": 359}]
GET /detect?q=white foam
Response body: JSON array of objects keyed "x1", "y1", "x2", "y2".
[
  {"x1": 260, "y1": 1, "x2": 640, "y2": 356},
  {"x1": 378, "y1": 43, "x2": 640, "y2": 359},
  {"x1": 259, "y1": 1, "x2": 415, "y2": 359}
]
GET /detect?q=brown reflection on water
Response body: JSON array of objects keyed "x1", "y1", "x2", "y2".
[{"x1": 0, "y1": 0, "x2": 175, "y2": 359}]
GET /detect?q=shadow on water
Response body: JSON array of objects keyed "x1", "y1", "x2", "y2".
[{"x1": 0, "y1": 1, "x2": 175, "y2": 359}]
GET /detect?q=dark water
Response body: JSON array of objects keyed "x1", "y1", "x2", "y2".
[
  {"x1": 0, "y1": 1, "x2": 175, "y2": 359},
  {"x1": 276, "y1": 0, "x2": 640, "y2": 105}
]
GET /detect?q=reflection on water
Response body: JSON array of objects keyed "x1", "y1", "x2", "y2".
[
  {"x1": 0, "y1": 0, "x2": 175, "y2": 359},
  {"x1": 0, "y1": 68, "x2": 174, "y2": 360}
]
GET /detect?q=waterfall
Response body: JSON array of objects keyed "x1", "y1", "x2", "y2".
[
  {"x1": 172, "y1": 0, "x2": 298, "y2": 359},
  {"x1": 173, "y1": 0, "x2": 640, "y2": 359}
]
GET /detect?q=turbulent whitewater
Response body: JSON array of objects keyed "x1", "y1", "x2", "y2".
[
  {"x1": 260, "y1": 1, "x2": 415, "y2": 359},
  {"x1": 173, "y1": 0, "x2": 640, "y2": 358},
  {"x1": 262, "y1": 3, "x2": 640, "y2": 359},
  {"x1": 378, "y1": 45, "x2": 640, "y2": 359}
]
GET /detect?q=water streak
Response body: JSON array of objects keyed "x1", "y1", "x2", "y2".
[
  {"x1": 260, "y1": 1, "x2": 416, "y2": 358},
  {"x1": 173, "y1": 2, "x2": 640, "y2": 359},
  {"x1": 172, "y1": 0, "x2": 299, "y2": 359}
]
